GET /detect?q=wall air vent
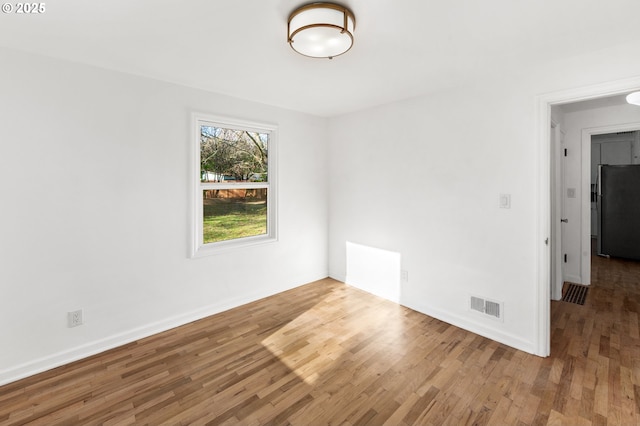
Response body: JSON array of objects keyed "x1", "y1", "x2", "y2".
[
  {"x1": 485, "y1": 300, "x2": 501, "y2": 318},
  {"x1": 469, "y1": 295, "x2": 504, "y2": 321},
  {"x1": 470, "y1": 296, "x2": 485, "y2": 313}
]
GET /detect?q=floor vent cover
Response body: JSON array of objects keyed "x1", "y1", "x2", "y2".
[{"x1": 562, "y1": 283, "x2": 589, "y2": 305}]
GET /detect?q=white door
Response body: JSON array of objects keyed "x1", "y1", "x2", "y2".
[{"x1": 550, "y1": 123, "x2": 563, "y2": 300}]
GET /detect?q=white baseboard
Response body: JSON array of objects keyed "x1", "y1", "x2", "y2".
[
  {"x1": 564, "y1": 274, "x2": 583, "y2": 285},
  {"x1": 402, "y1": 300, "x2": 536, "y2": 355},
  {"x1": 329, "y1": 275, "x2": 536, "y2": 356},
  {"x1": 2, "y1": 272, "x2": 538, "y2": 386},
  {"x1": 329, "y1": 273, "x2": 346, "y2": 283},
  {"x1": 0, "y1": 273, "x2": 328, "y2": 386}
]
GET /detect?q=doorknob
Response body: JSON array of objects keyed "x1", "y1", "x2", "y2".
[{"x1": 560, "y1": 218, "x2": 568, "y2": 223}]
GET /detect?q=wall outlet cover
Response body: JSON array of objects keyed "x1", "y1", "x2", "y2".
[{"x1": 68, "y1": 310, "x2": 83, "y2": 328}]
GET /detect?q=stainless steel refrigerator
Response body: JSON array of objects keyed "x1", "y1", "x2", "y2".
[{"x1": 597, "y1": 164, "x2": 640, "y2": 260}]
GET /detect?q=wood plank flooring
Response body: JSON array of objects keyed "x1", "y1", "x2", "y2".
[{"x1": 0, "y1": 253, "x2": 638, "y2": 425}]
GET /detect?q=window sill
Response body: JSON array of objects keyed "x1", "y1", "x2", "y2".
[{"x1": 191, "y1": 234, "x2": 278, "y2": 258}]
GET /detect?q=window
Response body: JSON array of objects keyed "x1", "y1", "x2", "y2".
[{"x1": 192, "y1": 114, "x2": 277, "y2": 257}]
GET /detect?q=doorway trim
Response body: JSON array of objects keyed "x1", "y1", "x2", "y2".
[
  {"x1": 535, "y1": 76, "x2": 640, "y2": 357},
  {"x1": 550, "y1": 119, "x2": 563, "y2": 302}
]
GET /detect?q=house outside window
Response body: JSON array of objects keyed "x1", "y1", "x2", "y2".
[{"x1": 191, "y1": 114, "x2": 277, "y2": 257}]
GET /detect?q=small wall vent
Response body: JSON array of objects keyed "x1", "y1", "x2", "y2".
[
  {"x1": 470, "y1": 296, "x2": 485, "y2": 312},
  {"x1": 469, "y1": 295, "x2": 504, "y2": 321},
  {"x1": 485, "y1": 300, "x2": 501, "y2": 318}
]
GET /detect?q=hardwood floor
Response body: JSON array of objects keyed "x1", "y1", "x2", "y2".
[{"x1": 0, "y1": 255, "x2": 638, "y2": 425}]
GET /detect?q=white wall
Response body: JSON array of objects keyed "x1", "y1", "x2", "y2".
[
  {"x1": 3, "y1": 37, "x2": 640, "y2": 384},
  {"x1": 328, "y1": 40, "x2": 640, "y2": 354},
  {"x1": 0, "y1": 48, "x2": 329, "y2": 384},
  {"x1": 328, "y1": 82, "x2": 539, "y2": 352},
  {"x1": 560, "y1": 103, "x2": 640, "y2": 283}
]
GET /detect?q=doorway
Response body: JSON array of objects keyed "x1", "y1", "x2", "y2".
[
  {"x1": 535, "y1": 77, "x2": 640, "y2": 357},
  {"x1": 586, "y1": 128, "x2": 640, "y2": 261}
]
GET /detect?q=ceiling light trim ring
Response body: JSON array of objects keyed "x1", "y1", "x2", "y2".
[
  {"x1": 287, "y1": 2, "x2": 356, "y2": 59},
  {"x1": 288, "y1": 2, "x2": 356, "y2": 29},
  {"x1": 288, "y1": 23, "x2": 354, "y2": 44}
]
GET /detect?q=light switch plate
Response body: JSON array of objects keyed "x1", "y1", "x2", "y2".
[{"x1": 499, "y1": 194, "x2": 511, "y2": 209}]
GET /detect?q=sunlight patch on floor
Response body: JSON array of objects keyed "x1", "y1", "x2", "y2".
[{"x1": 260, "y1": 282, "x2": 410, "y2": 386}]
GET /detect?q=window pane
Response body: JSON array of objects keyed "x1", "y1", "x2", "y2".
[
  {"x1": 200, "y1": 126, "x2": 268, "y2": 183},
  {"x1": 203, "y1": 189, "x2": 267, "y2": 244}
]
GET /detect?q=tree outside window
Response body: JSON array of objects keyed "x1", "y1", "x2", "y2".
[{"x1": 192, "y1": 115, "x2": 277, "y2": 256}]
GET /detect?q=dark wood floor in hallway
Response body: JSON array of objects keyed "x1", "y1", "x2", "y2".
[{"x1": 0, "y1": 254, "x2": 638, "y2": 425}]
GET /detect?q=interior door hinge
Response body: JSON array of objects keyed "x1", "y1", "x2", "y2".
[
  {"x1": 564, "y1": 254, "x2": 567, "y2": 263},
  {"x1": 564, "y1": 148, "x2": 567, "y2": 157}
]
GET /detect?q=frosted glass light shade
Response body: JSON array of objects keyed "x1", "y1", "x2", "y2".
[
  {"x1": 627, "y1": 91, "x2": 640, "y2": 106},
  {"x1": 288, "y1": 3, "x2": 355, "y2": 59}
]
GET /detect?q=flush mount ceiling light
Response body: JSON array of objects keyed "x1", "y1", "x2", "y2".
[
  {"x1": 287, "y1": 2, "x2": 356, "y2": 59},
  {"x1": 627, "y1": 91, "x2": 640, "y2": 106}
]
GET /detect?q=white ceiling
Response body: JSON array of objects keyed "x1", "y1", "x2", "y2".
[
  {"x1": 1, "y1": 0, "x2": 640, "y2": 116},
  {"x1": 558, "y1": 94, "x2": 631, "y2": 113}
]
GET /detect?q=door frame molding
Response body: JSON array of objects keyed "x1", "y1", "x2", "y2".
[
  {"x1": 535, "y1": 76, "x2": 640, "y2": 357},
  {"x1": 550, "y1": 119, "x2": 563, "y2": 301}
]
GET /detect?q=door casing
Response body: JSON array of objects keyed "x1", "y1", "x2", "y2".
[{"x1": 535, "y1": 76, "x2": 640, "y2": 357}]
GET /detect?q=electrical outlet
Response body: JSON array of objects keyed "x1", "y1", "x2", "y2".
[
  {"x1": 68, "y1": 309, "x2": 83, "y2": 328},
  {"x1": 401, "y1": 270, "x2": 409, "y2": 282}
]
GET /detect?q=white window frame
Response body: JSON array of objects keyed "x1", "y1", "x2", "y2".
[{"x1": 191, "y1": 113, "x2": 278, "y2": 257}]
